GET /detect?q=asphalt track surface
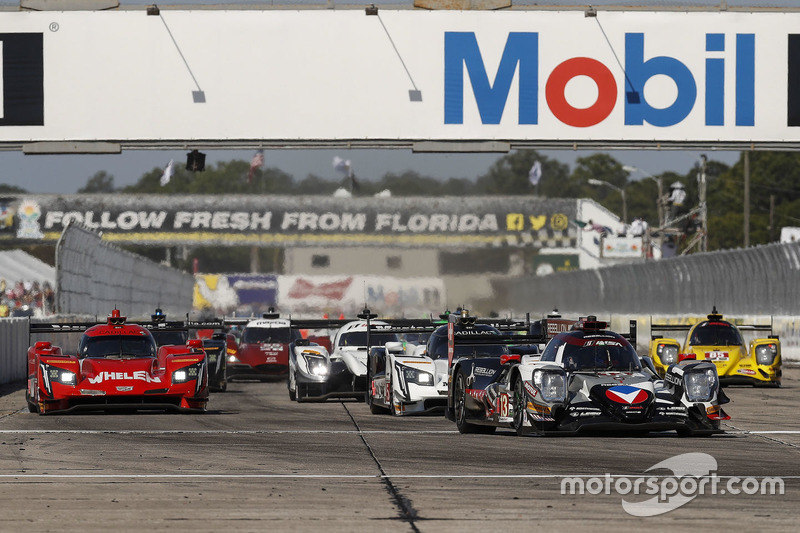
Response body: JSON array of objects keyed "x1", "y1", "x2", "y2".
[{"x1": 0, "y1": 367, "x2": 798, "y2": 532}]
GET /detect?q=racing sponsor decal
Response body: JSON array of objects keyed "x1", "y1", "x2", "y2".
[
  {"x1": 737, "y1": 368, "x2": 757, "y2": 375},
  {"x1": 259, "y1": 344, "x2": 283, "y2": 351},
  {"x1": 87, "y1": 371, "x2": 162, "y2": 384},
  {"x1": 605, "y1": 385, "x2": 649, "y2": 405},
  {"x1": 474, "y1": 366, "x2": 495, "y2": 377},
  {"x1": 664, "y1": 373, "x2": 682, "y2": 386},
  {"x1": 546, "y1": 319, "x2": 575, "y2": 337},
  {"x1": 116, "y1": 386, "x2": 134, "y2": 392},
  {"x1": 657, "y1": 406, "x2": 688, "y2": 417},
  {"x1": 569, "y1": 406, "x2": 602, "y2": 418},
  {"x1": 524, "y1": 381, "x2": 537, "y2": 398},
  {"x1": 467, "y1": 388, "x2": 487, "y2": 399},
  {"x1": 583, "y1": 339, "x2": 622, "y2": 347}
]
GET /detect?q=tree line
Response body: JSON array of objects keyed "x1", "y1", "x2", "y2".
[{"x1": 6, "y1": 149, "x2": 800, "y2": 253}]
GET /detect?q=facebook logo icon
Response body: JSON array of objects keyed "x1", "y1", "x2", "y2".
[{"x1": 0, "y1": 33, "x2": 44, "y2": 126}]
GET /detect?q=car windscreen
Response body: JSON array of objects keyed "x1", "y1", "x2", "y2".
[
  {"x1": 150, "y1": 330, "x2": 188, "y2": 346},
  {"x1": 559, "y1": 338, "x2": 641, "y2": 371},
  {"x1": 402, "y1": 332, "x2": 431, "y2": 345},
  {"x1": 242, "y1": 327, "x2": 292, "y2": 344},
  {"x1": 450, "y1": 343, "x2": 510, "y2": 358},
  {"x1": 689, "y1": 323, "x2": 744, "y2": 346},
  {"x1": 338, "y1": 331, "x2": 399, "y2": 347},
  {"x1": 80, "y1": 335, "x2": 157, "y2": 358}
]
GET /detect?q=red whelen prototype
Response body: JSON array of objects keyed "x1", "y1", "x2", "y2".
[{"x1": 26, "y1": 310, "x2": 209, "y2": 415}]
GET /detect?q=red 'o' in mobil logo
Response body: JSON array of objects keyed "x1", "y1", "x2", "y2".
[
  {"x1": 443, "y1": 31, "x2": 755, "y2": 128},
  {"x1": 605, "y1": 385, "x2": 649, "y2": 405}
]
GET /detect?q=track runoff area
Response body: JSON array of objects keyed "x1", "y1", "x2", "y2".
[{"x1": 0, "y1": 365, "x2": 796, "y2": 531}]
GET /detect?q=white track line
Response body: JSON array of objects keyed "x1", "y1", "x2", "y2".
[
  {"x1": 0, "y1": 474, "x2": 798, "y2": 480},
  {"x1": 1, "y1": 429, "x2": 799, "y2": 435},
  {"x1": 0, "y1": 429, "x2": 458, "y2": 434}
]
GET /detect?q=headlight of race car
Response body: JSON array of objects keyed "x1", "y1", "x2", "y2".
[
  {"x1": 755, "y1": 343, "x2": 778, "y2": 365},
  {"x1": 533, "y1": 369, "x2": 567, "y2": 402},
  {"x1": 657, "y1": 343, "x2": 679, "y2": 365},
  {"x1": 304, "y1": 354, "x2": 328, "y2": 376},
  {"x1": 172, "y1": 362, "x2": 203, "y2": 384},
  {"x1": 684, "y1": 368, "x2": 718, "y2": 402},
  {"x1": 46, "y1": 366, "x2": 76, "y2": 385},
  {"x1": 400, "y1": 365, "x2": 434, "y2": 386}
]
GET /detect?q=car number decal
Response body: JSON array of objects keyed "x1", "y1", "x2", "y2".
[
  {"x1": 705, "y1": 351, "x2": 729, "y2": 361},
  {"x1": 497, "y1": 393, "x2": 509, "y2": 417}
]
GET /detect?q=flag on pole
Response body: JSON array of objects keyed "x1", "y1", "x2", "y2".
[
  {"x1": 528, "y1": 160, "x2": 542, "y2": 187},
  {"x1": 332, "y1": 156, "x2": 353, "y2": 177},
  {"x1": 160, "y1": 159, "x2": 174, "y2": 186},
  {"x1": 248, "y1": 150, "x2": 264, "y2": 183}
]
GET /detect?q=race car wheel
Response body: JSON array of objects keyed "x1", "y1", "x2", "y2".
[
  {"x1": 389, "y1": 387, "x2": 401, "y2": 417},
  {"x1": 512, "y1": 378, "x2": 526, "y2": 437},
  {"x1": 368, "y1": 382, "x2": 389, "y2": 415},
  {"x1": 26, "y1": 381, "x2": 38, "y2": 414},
  {"x1": 455, "y1": 371, "x2": 493, "y2": 434},
  {"x1": 288, "y1": 367, "x2": 297, "y2": 401}
]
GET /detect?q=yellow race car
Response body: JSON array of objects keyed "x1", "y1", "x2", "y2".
[{"x1": 648, "y1": 307, "x2": 781, "y2": 387}]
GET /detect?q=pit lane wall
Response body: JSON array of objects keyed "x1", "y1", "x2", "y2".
[
  {"x1": 0, "y1": 318, "x2": 28, "y2": 385},
  {"x1": 56, "y1": 223, "x2": 194, "y2": 317}
]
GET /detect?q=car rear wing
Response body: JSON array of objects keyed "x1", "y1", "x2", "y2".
[
  {"x1": 29, "y1": 321, "x2": 99, "y2": 334},
  {"x1": 446, "y1": 314, "x2": 637, "y2": 366},
  {"x1": 650, "y1": 321, "x2": 774, "y2": 336}
]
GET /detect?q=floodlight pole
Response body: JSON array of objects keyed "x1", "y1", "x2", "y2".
[{"x1": 588, "y1": 178, "x2": 627, "y2": 224}]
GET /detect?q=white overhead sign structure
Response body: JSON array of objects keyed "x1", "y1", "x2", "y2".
[{"x1": 1, "y1": 10, "x2": 799, "y2": 151}]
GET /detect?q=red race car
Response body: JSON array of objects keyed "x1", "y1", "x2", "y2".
[
  {"x1": 226, "y1": 311, "x2": 302, "y2": 381},
  {"x1": 26, "y1": 310, "x2": 209, "y2": 415}
]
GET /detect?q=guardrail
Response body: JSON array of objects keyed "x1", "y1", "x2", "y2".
[{"x1": 0, "y1": 318, "x2": 29, "y2": 385}]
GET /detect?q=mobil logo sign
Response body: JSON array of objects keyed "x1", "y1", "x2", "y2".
[{"x1": 444, "y1": 30, "x2": 755, "y2": 129}]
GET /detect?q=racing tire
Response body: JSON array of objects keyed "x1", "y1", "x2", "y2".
[
  {"x1": 288, "y1": 368, "x2": 297, "y2": 401},
  {"x1": 26, "y1": 390, "x2": 38, "y2": 414},
  {"x1": 389, "y1": 386, "x2": 399, "y2": 417},
  {"x1": 454, "y1": 371, "x2": 494, "y2": 434},
  {"x1": 368, "y1": 383, "x2": 389, "y2": 415},
  {"x1": 512, "y1": 378, "x2": 526, "y2": 437},
  {"x1": 26, "y1": 378, "x2": 39, "y2": 414}
]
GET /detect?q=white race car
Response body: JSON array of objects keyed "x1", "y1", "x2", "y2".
[
  {"x1": 287, "y1": 315, "x2": 399, "y2": 402},
  {"x1": 366, "y1": 336, "x2": 450, "y2": 415}
]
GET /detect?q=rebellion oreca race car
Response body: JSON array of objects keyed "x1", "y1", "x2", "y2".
[
  {"x1": 27, "y1": 310, "x2": 209, "y2": 414},
  {"x1": 227, "y1": 311, "x2": 302, "y2": 381},
  {"x1": 446, "y1": 311, "x2": 729, "y2": 436},
  {"x1": 146, "y1": 309, "x2": 228, "y2": 392},
  {"x1": 648, "y1": 307, "x2": 781, "y2": 386},
  {"x1": 286, "y1": 311, "x2": 398, "y2": 402}
]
